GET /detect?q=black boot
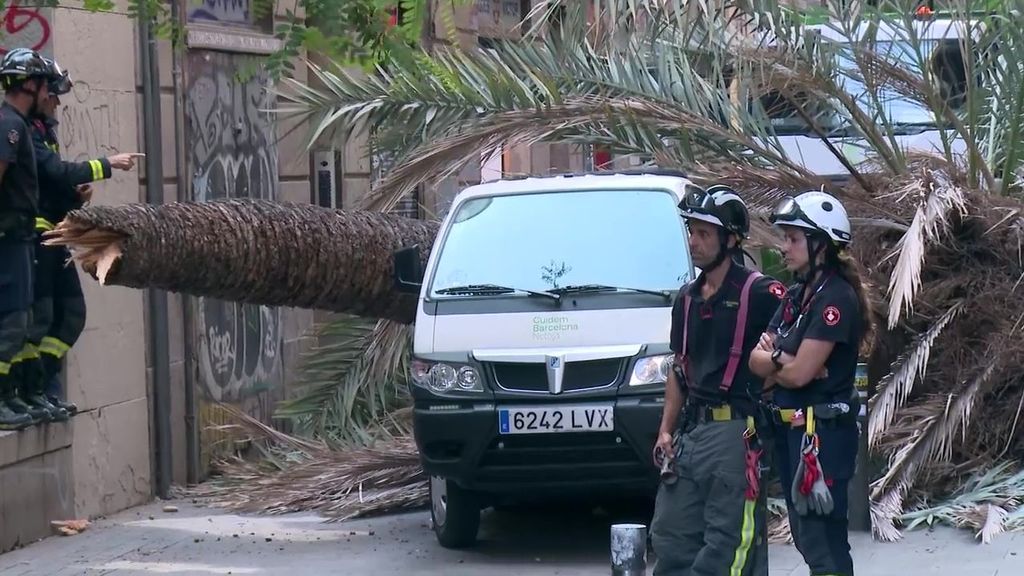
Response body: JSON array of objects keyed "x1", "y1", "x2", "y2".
[
  {"x1": 0, "y1": 374, "x2": 32, "y2": 430},
  {"x1": 41, "y1": 354, "x2": 77, "y2": 416},
  {"x1": 8, "y1": 362, "x2": 51, "y2": 424},
  {"x1": 20, "y1": 358, "x2": 68, "y2": 422}
]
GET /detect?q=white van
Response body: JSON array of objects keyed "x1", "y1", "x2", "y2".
[
  {"x1": 761, "y1": 14, "x2": 974, "y2": 180},
  {"x1": 392, "y1": 170, "x2": 697, "y2": 548}
]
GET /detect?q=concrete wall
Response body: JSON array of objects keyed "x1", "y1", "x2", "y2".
[
  {"x1": 52, "y1": 2, "x2": 153, "y2": 520},
  {"x1": 0, "y1": 0, "x2": 319, "y2": 550}
]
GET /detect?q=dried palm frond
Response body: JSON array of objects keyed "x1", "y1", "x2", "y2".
[
  {"x1": 872, "y1": 361, "x2": 1000, "y2": 537},
  {"x1": 883, "y1": 166, "x2": 969, "y2": 328},
  {"x1": 869, "y1": 300, "x2": 966, "y2": 448},
  {"x1": 191, "y1": 406, "x2": 426, "y2": 520}
]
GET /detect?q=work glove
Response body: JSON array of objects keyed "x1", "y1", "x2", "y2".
[
  {"x1": 792, "y1": 433, "x2": 834, "y2": 516},
  {"x1": 791, "y1": 442, "x2": 810, "y2": 515}
]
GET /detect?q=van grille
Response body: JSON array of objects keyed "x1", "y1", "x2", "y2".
[
  {"x1": 475, "y1": 431, "x2": 648, "y2": 486},
  {"x1": 490, "y1": 358, "x2": 624, "y2": 393}
]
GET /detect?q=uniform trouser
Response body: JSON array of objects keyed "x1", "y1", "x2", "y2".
[
  {"x1": 774, "y1": 418, "x2": 859, "y2": 576},
  {"x1": 650, "y1": 419, "x2": 769, "y2": 576},
  {"x1": 26, "y1": 240, "x2": 86, "y2": 399},
  {"x1": 0, "y1": 240, "x2": 34, "y2": 395}
]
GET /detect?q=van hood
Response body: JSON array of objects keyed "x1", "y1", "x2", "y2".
[{"x1": 424, "y1": 307, "x2": 672, "y2": 355}]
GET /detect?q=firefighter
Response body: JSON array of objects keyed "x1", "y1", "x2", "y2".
[
  {"x1": 748, "y1": 191, "x2": 874, "y2": 576},
  {"x1": 17, "y1": 57, "x2": 141, "y2": 417},
  {"x1": 0, "y1": 47, "x2": 56, "y2": 429},
  {"x1": 649, "y1": 184, "x2": 788, "y2": 576}
]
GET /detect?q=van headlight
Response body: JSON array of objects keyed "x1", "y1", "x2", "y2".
[
  {"x1": 411, "y1": 358, "x2": 484, "y2": 393},
  {"x1": 629, "y1": 354, "x2": 673, "y2": 386}
]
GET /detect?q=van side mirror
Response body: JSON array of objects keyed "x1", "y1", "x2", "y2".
[{"x1": 394, "y1": 245, "x2": 424, "y2": 294}]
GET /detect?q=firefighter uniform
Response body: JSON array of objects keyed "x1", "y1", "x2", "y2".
[
  {"x1": 26, "y1": 110, "x2": 111, "y2": 416},
  {"x1": 762, "y1": 192, "x2": 865, "y2": 576},
  {"x1": 0, "y1": 48, "x2": 55, "y2": 429},
  {"x1": 650, "y1": 185, "x2": 787, "y2": 576}
]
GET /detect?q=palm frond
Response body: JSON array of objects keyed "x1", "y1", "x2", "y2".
[
  {"x1": 900, "y1": 462, "x2": 1024, "y2": 543},
  {"x1": 276, "y1": 315, "x2": 413, "y2": 448},
  {"x1": 884, "y1": 165, "x2": 969, "y2": 328},
  {"x1": 872, "y1": 361, "x2": 998, "y2": 536},
  {"x1": 869, "y1": 300, "x2": 966, "y2": 447}
]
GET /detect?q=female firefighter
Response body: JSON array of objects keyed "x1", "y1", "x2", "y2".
[{"x1": 748, "y1": 191, "x2": 875, "y2": 576}]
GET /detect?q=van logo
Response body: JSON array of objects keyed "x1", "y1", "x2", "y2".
[{"x1": 546, "y1": 354, "x2": 565, "y2": 395}]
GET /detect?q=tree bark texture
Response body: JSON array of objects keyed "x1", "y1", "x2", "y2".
[{"x1": 44, "y1": 199, "x2": 440, "y2": 325}]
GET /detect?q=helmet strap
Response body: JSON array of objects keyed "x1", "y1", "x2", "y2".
[{"x1": 707, "y1": 227, "x2": 740, "y2": 271}]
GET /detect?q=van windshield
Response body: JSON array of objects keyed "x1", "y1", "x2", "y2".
[{"x1": 428, "y1": 188, "x2": 691, "y2": 299}]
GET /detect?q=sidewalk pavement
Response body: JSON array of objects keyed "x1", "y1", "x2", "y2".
[{"x1": 0, "y1": 499, "x2": 1020, "y2": 575}]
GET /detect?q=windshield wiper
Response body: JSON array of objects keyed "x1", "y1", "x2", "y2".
[
  {"x1": 550, "y1": 284, "x2": 672, "y2": 300},
  {"x1": 435, "y1": 284, "x2": 561, "y2": 302}
]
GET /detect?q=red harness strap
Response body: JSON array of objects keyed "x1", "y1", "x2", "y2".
[{"x1": 678, "y1": 271, "x2": 762, "y2": 394}]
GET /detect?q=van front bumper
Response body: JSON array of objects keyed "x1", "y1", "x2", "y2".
[{"x1": 412, "y1": 394, "x2": 663, "y2": 496}]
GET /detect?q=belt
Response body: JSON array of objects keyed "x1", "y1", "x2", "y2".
[
  {"x1": 773, "y1": 402, "x2": 855, "y2": 428},
  {"x1": 687, "y1": 403, "x2": 750, "y2": 424}
]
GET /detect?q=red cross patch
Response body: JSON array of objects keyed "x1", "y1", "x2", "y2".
[
  {"x1": 768, "y1": 281, "x2": 786, "y2": 299},
  {"x1": 823, "y1": 305, "x2": 841, "y2": 326}
]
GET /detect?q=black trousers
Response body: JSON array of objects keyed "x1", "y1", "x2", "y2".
[
  {"x1": 28, "y1": 240, "x2": 86, "y2": 397},
  {"x1": 0, "y1": 240, "x2": 33, "y2": 387},
  {"x1": 774, "y1": 418, "x2": 859, "y2": 576}
]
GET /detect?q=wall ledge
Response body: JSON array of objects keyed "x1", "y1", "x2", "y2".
[{"x1": 0, "y1": 422, "x2": 73, "y2": 469}]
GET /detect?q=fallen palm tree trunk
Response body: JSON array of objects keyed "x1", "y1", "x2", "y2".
[{"x1": 43, "y1": 199, "x2": 439, "y2": 325}]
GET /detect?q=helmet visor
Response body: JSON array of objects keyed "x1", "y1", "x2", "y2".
[
  {"x1": 49, "y1": 71, "x2": 71, "y2": 95},
  {"x1": 769, "y1": 196, "x2": 817, "y2": 228},
  {"x1": 679, "y1": 183, "x2": 715, "y2": 213}
]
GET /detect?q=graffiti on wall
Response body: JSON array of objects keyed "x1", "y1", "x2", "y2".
[
  {"x1": 186, "y1": 50, "x2": 282, "y2": 404},
  {"x1": 188, "y1": 0, "x2": 252, "y2": 25},
  {"x1": 0, "y1": 3, "x2": 52, "y2": 56},
  {"x1": 58, "y1": 80, "x2": 124, "y2": 162}
]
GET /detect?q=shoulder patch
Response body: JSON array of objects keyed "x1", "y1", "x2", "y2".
[
  {"x1": 8, "y1": 129, "x2": 18, "y2": 145},
  {"x1": 823, "y1": 305, "x2": 841, "y2": 326},
  {"x1": 768, "y1": 281, "x2": 786, "y2": 299}
]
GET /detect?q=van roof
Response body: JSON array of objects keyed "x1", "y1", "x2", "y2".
[
  {"x1": 805, "y1": 17, "x2": 976, "y2": 43},
  {"x1": 454, "y1": 169, "x2": 695, "y2": 202}
]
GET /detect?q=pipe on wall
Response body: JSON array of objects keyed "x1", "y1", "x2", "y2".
[
  {"x1": 138, "y1": 12, "x2": 173, "y2": 500},
  {"x1": 168, "y1": 0, "x2": 200, "y2": 487}
]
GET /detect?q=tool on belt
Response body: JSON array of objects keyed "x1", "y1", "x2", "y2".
[
  {"x1": 742, "y1": 415, "x2": 763, "y2": 501},
  {"x1": 656, "y1": 428, "x2": 683, "y2": 485},
  {"x1": 790, "y1": 406, "x2": 834, "y2": 515}
]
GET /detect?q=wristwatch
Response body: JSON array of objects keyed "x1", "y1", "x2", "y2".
[{"x1": 770, "y1": 348, "x2": 784, "y2": 371}]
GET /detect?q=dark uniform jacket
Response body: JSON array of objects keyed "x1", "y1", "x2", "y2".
[
  {"x1": 769, "y1": 272, "x2": 862, "y2": 408},
  {"x1": 0, "y1": 101, "x2": 39, "y2": 240},
  {"x1": 670, "y1": 263, "x2": 788, "y2": 406},
  {"x1": 30, "y1": 116, "x2": 111, "y2": 231}
]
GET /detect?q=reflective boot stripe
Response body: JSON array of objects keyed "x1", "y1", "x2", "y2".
[
  {"x1": 39, "y1": 336, "x2": 71, "y2": 358},
  {"x1": 0, "y1": 360, "x2": 9, "y2": 375},
  {"x1": 729, "y1": 499, "x2": 757, "y2": 576},
  {"x1": 11, "y1": 343, "x2": 40, "y2": 363}
]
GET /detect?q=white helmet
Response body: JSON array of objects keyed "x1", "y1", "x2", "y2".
[{"x1": 769, "y1": 191, "x2": 852, "y2": 246}]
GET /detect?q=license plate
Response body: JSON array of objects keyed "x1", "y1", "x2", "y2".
[{"x1": 498, "y1": 405, "x2": 614, "y2": 435}]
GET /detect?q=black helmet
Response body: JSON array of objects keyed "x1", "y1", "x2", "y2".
[
  {"x1": 678, "y1": 183, "x2": 750, "y2": 239},
  {"x1": 43, "y1": 57, "x2": 72, "y2": 95},
  {"x1": 0, "y1": 48, "x2": 51, "y2": 90}
]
